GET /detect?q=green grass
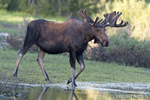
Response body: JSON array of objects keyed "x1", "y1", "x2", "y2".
[
  {"x1": 0, "y1": 49, "x2": 150, "y2": 84},
  {"x1": 0, "y1": 10, "x2": 29, "y2": 24},
  {"x1": 0, "y1": 10, "x2": 65, "y2": 24},
  {"x1": 0, "y1": 9, "x2": 150, "y2": 84},
  {"x1": 0, "y1": 10, "x2": 66, "y2": 35}
]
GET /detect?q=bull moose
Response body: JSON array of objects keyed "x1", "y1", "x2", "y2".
[{"x1": 13, "y1": 9, "x2": 128, "y2": 87}]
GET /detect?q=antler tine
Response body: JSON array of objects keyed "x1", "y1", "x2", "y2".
[
  {"x1": 92, "y1": 17, "x2": 99, "y2": 26},
  {"x1": 78, "y1": 9, "x2": 105, "y2": 27},
  {"x1": 83, "y1": 9, "x2": 86, "y2": 16},
  {"x1": 111, "y1": 11, "x2": 122, "y2": 24},
  {"x1": 116, "y1": 11, "x2": 119, "y2": 15},
  {"x1": 116, "y1": 12, "x2": 122, "y2": 18},
  {"x1": 101, "y1": 19, "x2": 106, "y2": 24},
  {"x1": 78, "y1": 9, "x2": 86, "y2": 20},
  {"x1": 97, "y1": 19, "x2": 103, "y2": 24},
  {"x1": 119, "y1": 20, "x2": 124, "y2": 25},
  {"x1": 118, "y1": 21, "x2": 128, "y2": 27},
  {"x1": 102, "y1": 11, "x2": 128, "y2": 27},
  {"x1": 83, "y1": 9, "x2": 89, "y2": 20}
]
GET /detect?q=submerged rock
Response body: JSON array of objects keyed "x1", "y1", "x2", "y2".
[
  {"x1": 0, "y1": 33, "x2": 10, "y2": 48},
  {"x1": 0, "y1": 33, "x2": 9, "y2": 39}
]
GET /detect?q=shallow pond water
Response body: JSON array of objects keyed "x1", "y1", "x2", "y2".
[{"x1": 0, "y1": 82, "x2": 150, "y2": 100}]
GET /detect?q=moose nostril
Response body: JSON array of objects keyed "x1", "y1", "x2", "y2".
[{"x1": 103, "y1": 40, "x2": 109, "y2": 47}]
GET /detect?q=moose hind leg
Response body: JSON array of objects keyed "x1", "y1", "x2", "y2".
[
  {"x1": 13, "y1": 51, "x2": 24, "y2": 77},
  {"x1": 37, "y1": 48, "x2": 52, "y2": 83},
  {"x1": 13, "y1": 44, "x2": 32, "y2": 77}
]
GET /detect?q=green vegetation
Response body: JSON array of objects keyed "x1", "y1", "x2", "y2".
[
  {"x1": 1, "y1": 1, "x2": 150, "y2": 68},
  {"x1": 0, "y1": 0, "x2": 100, "y2": 16},
  {"x1": 0, "y1": 0, "x2": 150, "y2": 84},
  {"x1": 0, "y1": 10, "x2": 29, "y2": 35},
  {"x1": 86, "y1": 0, "x2": 150, "y2": 68},
  {"x1": 0, "y1": 10, "x2": 29, "y2": 24},
  {"x1": 97, "y1": 0, "x2": 150, "y2": 41},
  {"x1": 0, "y1": 10, "x2": 65, "y2": 36},
  {"x1": 0, "y1": 49, "x2": 150, "y2": 84},
  {"x1": 1, "y1": 0, "x2": 150, "y2": 40}
]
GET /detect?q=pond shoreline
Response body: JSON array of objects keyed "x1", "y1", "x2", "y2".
[{"x1": 1, "y1": 81, "x2": 150, "y2": 95}]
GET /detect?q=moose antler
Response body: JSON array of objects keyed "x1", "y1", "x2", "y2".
[
  {"x1": 78, "y1": 9, "x2": 87, "y2": 20},
  {"x1": 102, "y1": 11, "x2": 128, "y2": 27},
  {"x1": 78, "y1": 9, "x2": 102, "y2": 27}
]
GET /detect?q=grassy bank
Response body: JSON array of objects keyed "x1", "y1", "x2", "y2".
[
  {"x1": 0, "y1": 49, "x2": 150, "y2": 84},
  {"x1": 1, "y1": 9, "x2": 150, "y2": 68},
  {"x1": 0, "y1": 10, "x2": 65, "y2": 36},
  {"x1": 0, "y1": 10, "x2": 150, "y2": 84}
]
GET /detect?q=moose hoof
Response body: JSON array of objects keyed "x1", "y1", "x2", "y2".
[
  {"x1": 73, "y1": 82, "x2": 77, "y2": 87},
  {"x1": 67, "y1": 79, "x2": 77, "y2": 87},
  {"x1": 67, "y1": 78, "x2": 72, "y2": 84},
  {"x1": 13, "y1": 74, "x2": 18, "y2": 79}
]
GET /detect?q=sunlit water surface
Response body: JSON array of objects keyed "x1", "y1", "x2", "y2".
[{"x1": 0, "y1": 82, "x2": 150, "y2": 100}]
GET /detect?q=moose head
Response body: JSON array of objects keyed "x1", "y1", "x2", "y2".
[{"x1": 78, "y1": 9, "x2": 128, "y2": 46}]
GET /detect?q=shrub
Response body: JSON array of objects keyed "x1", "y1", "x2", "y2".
[
  {"x1": 7, "y1": 17, "x2": 38, "y2": 52},
  {"x1": 84, "y1": 0, "x2": 150, "y2": 68},
  {"x1": 97, "y1": 0, "x2": 150, "y2": 41}
]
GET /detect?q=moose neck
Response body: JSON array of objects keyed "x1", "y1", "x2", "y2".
[{"x1": 82, "y1": 23, "x2": 94, "y2": 44}]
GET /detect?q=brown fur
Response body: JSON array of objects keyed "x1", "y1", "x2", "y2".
[{"x1": 13, "y1": 16, "x2": 109, "y2": 87}]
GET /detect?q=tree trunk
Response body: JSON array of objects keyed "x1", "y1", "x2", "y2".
[{"x1": 58, "y1": 0, "x2": 61, "y2": 16}]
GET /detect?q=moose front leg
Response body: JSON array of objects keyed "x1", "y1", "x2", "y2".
[
  {"x1": 69, "y1": 51, "x2": 77, "y2": 87},
  {"x1": 67, "y1": 53, "x2": 85, "y2": 85},
  {"x1": 75, "y1": 53, "x2": 85, "y2": 78}
]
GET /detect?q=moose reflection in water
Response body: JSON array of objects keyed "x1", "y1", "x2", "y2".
[
  {"x1": 1, "y1": 85, "x2": 78, "y2": 100},
  {"x1": 36, "y1": 87, "x2": 77, "y2": 100},
  {"x1": 0, "y1": 85, "x2": 98, "y2": 100},
  {"x1": 36, "y1": 87, "x2": 49, "y2": 100},
  {"x1": 12, "y1": 86, "x2": 50, "y2": 100},
  {"x1": 69, "y1": 87, "x2": 78, "y2": 100},
  {"x1": 1, "y1": 83, "x2": 150, "y2": 100}
]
